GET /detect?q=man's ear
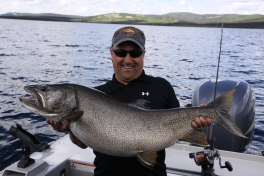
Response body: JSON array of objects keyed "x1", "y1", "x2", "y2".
[
  {"x1": 110, "y1": 49, "x2": 114, "y2": 62},
  {"x1": 142, "y1": 50, "x2": 146, "y2": 58}
]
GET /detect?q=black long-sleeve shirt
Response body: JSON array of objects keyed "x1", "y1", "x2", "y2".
[{"x1": 94, "y1": 70, "x2": 180, "y2": 176}]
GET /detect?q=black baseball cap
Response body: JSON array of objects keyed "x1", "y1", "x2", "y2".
[{"x1": 111, "y1": 26, "x2": 145, "y2": 49}]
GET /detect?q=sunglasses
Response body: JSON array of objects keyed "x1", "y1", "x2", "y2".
[{"x1": 112, "y1": 49, "x2": 144, "y2": 58}]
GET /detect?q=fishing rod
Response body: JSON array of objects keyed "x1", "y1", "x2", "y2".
[
  {"x1": 209, "y1": 17, "x2": 224, "y2": 149},
  {"x1": 189, "y1": 17, "x2": 233, "y2": 176},
  {"x1": 213, "y1": 17, "x2": 224, "y2": 101}
]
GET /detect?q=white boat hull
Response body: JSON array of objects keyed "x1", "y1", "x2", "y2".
[{"x1": 1, "y1": 134, "x2": 264, "y2": 176}]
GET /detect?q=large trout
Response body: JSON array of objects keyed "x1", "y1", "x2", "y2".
[{"x1": 19, "y1": 84, "x2": 247, "y2": 169}]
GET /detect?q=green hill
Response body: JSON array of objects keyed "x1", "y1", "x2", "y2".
[
  {"x1": 0, "y1": 12, "x2": 81, "y2": 21},
  {"x1": 1, "y1": 12, "x2": 264, "y2": 28},
  {"x1": 1, "y1": 12, "x2": 81, "y2": 18},
  {"x1": 72, "y1": 13, "x2": 187, "y2": 25},
  {"x1": 150, "y1": 12, "x2": 264, "y2": 23}
]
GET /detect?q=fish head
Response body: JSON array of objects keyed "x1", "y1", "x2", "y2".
[{"x1": 19, "y1": 84, "x2": 83, "y2": 122}]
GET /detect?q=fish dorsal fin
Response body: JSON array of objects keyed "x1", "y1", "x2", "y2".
[
  {"x1": 136, "y1": 151, "x2": 157, "y2": 170},
  {"x1": 128, "y1": 99, "x2": 150, "y2": 109},
  {"x1": 180, "y1": 128, "x2": 209, "y2": 146},
  {"x1": 60, "y1": 110, "x2": 84, "y2": 122}
]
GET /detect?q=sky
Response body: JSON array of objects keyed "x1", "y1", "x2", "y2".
[{"x1": 0, "y1": 0, "x2": 264, "y2": 16}]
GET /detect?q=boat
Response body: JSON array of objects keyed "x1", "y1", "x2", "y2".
[
  {"x1": 1, "y1": 79, "x2": 263, "y2": 176},
  {"x1": 1, "y1": 133, "x2": 264, "y2": 176}
]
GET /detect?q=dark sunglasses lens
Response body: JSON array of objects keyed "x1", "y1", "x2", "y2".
[
  {"x1": 113, "y1": 49, "x2": 143, "y2": 58},
  {"x1": 130, "y1": 50, "x2": 143, "y2": 58},
  {"x1": 114, "y1": 49, "x2": 127, "y2": 57}
]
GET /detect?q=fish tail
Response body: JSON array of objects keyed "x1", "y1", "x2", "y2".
[{"x1": 207, "y1": 89, "x2": 248, "y2": 139}]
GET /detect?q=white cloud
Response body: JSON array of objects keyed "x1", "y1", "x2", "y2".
[
  {"x1": 108, "y1": 0, "x2": 122, "y2": 3},
  {"x1": 26, "y1": 0, "x2": 43, "y2": 5},
  {"x1": 219, "y1": 1, "x2": 264, "y2": 14},
  {"x1": 11, "y1": 2, "x2": 22, "y2": 12},
  {"x1": 179, "y1": 0, "x2": 187, "y2": 5},
  {"x1": 224, "y1": 0, "x2": 260, "y2": 1},
  {"x1": 59, "y1": 0, "x2": 72, "y2": 6}
]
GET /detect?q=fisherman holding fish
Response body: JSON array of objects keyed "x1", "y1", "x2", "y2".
[{"x1": 45, "y1": 26, "x2": 212, "y2": 176}]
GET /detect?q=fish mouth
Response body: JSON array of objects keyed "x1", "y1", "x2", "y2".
[
  {"x1": 20, "y1": 86, "x2": 44, "y2": 106},
  {"x1": 19, "y1": 86, "x2": 56, "y2": 116}
]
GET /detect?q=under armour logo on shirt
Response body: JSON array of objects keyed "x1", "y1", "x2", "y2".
[{"x1": 142, "y1": 92, "x2": 149, "y2": 96}]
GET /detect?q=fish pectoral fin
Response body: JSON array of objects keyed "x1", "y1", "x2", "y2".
[
  {"x1": 60, "y1": 110, "x2": 84, "y2": 122},
  {"x1": 136, "y1": 151, "x2": 157, "y2": 170},
  {"x1": 180, "y1": 128, "x2": 209, "y2": 146}
]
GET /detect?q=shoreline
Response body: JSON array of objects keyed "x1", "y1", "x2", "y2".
[{"x1": 1, "y1": 16, "x2": 264, "y2": 29}]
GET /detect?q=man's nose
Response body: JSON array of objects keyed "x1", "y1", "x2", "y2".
[{"x1": 123, "y1": 54, "x2": 133, "y2": 63}]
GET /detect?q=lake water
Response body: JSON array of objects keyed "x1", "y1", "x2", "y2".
[{"x1": 0, "y1": 19, "x2": 263, "y2": 171}]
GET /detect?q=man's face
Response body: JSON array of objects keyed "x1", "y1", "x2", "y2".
[{"x1": 110, "y1": 41, "x2": 145, "y2": 85}]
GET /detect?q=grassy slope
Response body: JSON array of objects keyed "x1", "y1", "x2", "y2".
[
  {"x1": 1, "y1": 12, "x2": 264, "y2": 28},
  {"x1": 151, "y1": 12, "x2": 264, "y2": 23},
  {"x1": 74, "y1": 13, "x2": 264, "y2": 28},
  {"x1": 1, "y1": 12, "x2": 82, "y2": 18},
  {"x1": 73, "y1": 13, "x2": 182, "y2": 24}
]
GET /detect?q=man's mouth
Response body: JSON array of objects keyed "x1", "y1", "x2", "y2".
[{"x1": 122, "y1": 65, "x2": 134, "y2": 69}]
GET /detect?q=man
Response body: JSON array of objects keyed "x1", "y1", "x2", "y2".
[{"x1": 47, "y1": 26, "x2": 211, "y2": 176}]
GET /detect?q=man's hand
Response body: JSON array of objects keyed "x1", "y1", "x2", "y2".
[
  {"x1": 191, "y1": 104, "x2": 212, "y2": 129},
  {"x1": 46, "y1": 120, "x2": 87, "y2": 148},
  {"x1": 46, "y1": 120, "x2": 70, "y2": 131},
  {"x1": 191, "y1": 104, "x2": 212, "y2": 164},
  {"x1": 196, "y1": 153, "x2": 206, "y2": 163}
]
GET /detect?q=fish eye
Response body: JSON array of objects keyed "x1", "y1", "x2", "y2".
[{"x1": 38, "y1": 85, "x2": 48, "y2": 91}]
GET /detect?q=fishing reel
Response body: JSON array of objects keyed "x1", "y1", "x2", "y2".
[
  {"x1": 9, "y1": 124, "x2": 49, "y2": 168},
  {"x1": 189, "y1": 138, "x2": 233, "y2": 176}
]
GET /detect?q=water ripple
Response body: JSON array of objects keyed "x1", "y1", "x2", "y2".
[{"x1": 0, "y1": 19, "x2": 263, "y2": 171}]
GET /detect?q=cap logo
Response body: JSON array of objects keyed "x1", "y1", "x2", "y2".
[{"x1": 120, "y1": 27, "x2": 139, "y2": 37}]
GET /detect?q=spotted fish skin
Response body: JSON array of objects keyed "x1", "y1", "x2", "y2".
[{"x1": 19, "y1": 84, "x2": 247, "y2": 169}]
